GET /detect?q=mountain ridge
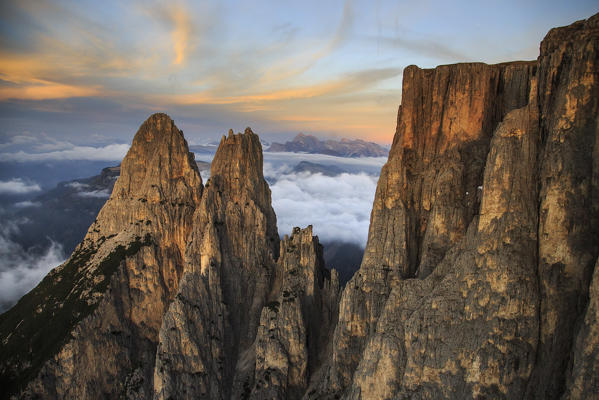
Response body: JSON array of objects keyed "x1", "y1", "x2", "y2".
[{"x1": 267, "y1": 133, "x2": 388, "y2": 158}]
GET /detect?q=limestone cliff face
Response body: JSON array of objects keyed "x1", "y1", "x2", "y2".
[
  {"x1": 528, "y1": 14, "x2": 599, "y2": 399},
  {"x1": 565, "y1": 257, "x2": 599, "y2": 399},
  {"x1": 318, "y1": 61, "x2": 536, "y2": 394},
  {"x1": 308, "y1": 13, "x2": 598, "y2": 400},
  {"x1": 153, "y1": 128, "x2": 279, "y2": 399},
  {"x1": 251, "y1": 226, "x2": 339, "y2": 400},
  {"x1": 0, "y1": 113, "x2": 203, "y2": 399},
  {"x1": 153, "y1": 132, "x2": 340, "y2": 400}
]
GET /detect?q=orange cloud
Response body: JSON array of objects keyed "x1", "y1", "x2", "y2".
[
  {"x1": 161, "y1": 69, "x2": 400, "y2": 143},
  {"x1": 171, "y1": 67, "x2": 401, "y2": 106},
  {"x1": 0, "y1": 80, "x2": 101, "y2": 101},
  {"x1": 169, "y1": 6, "x2": 193, "y2": 65},
  {"x1": 173, "y1": 80, "x2": 347, "y2": 105},
  {"x1": 0, "y1": 55, "x2": 46, "y2": 84}
]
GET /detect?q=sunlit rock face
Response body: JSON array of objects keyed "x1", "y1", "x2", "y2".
[
  {"x1": 153, "y1": 128, "x2": 281, "y2": 399},
  {"x1": 315, "y1": 60, "x2": 537, "y2": 397},
  {"x1": 307, "y1": 13, "x2": 598, "y2": 400},
  {"x1": 1, "y1": 13, "x2": 598, "y2": 400},
  {"x1": 0, "y1": 113, "x2": 203, "y2": 399}
]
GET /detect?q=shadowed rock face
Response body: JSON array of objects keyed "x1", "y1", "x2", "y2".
[
  {"x1": 1, "y1": 13, "x2": 598, "y2": 400},
  {"x1": 527, "y1": 14, "x2": 599, "y2": 399},
  {"x1": 152, "y1": 129, "x2": 340, "y2": 400},
  {"x1": 250, "y1": 226, "x2": 339, "y2": 400}
]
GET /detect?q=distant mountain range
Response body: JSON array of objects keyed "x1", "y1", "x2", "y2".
[
  {"x1": 291, "y1": 161, "x2": 347, "y2": 176},
  {"x1": 189, "y1": 139, "x2": 270, "y2": 156},
  {"x1": 267, "y1": 133, "x2": 388, "y2": 157}
]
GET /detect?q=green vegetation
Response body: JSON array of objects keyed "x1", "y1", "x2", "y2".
[{"x1": 0, "y1": 234, "x2": 153, "y2": 398}]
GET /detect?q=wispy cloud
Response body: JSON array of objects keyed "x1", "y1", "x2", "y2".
[
  {"x1": 65, "y1": 182, "x2": 90, "y2": 190},
  {"x1": 1, "y1": 0, "x2": 582, "y2": 144},
  {"x1": 370, "y1": 34, "x2": 470, "y2": 62},
  {"x1": 0, "y1": 179, "x2": 41, "y2": 194},
  {"x1": 169, "y1": 6, "x2": 193, "y2": 65},
  {"x1": 144, "y1": 1, "x2": 196, "y2": 66},
  {"x1": 0, "y1": 79, "x2": 100, "y2": 101},
  {"x1": 14, "y1": 201, "x2": 41, "y2": 208},
  {"x1": 172, "y1": 67, "x2": 401, "y2": 105},
  {"x1": 258, "y1": 0, "x2": 355, "y2": 85},
  {"x1": 77, "y1": 189, "x2": 110, "y2": 198}
]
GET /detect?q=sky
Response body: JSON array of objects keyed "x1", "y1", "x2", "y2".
[{"x1": 0, "y1": 0, "x2": 597, "y2": 147}]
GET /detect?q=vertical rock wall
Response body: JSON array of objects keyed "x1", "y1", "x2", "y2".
[{"x1": 310, "y1": 13, "x2": 598, "y2": 400}]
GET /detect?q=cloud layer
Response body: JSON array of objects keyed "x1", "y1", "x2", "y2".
[
  {"x1": 77, "y1": 189, "x2": 111, "y2": 198},
  {"x1": 264, "y1": 151, "x2": 387, "y2": 177},
  {"x1": 0, "y1": 0, "x2": 596, "y2": 147},
  {"x1": 0, "y1": 143, "x2": 130, "y2": 162},
  {"x1": 0, "y1": 150, "x2": 382, "y2": 309},
  {"x1": 271, "y1": 171, "x2": 378, "y2": 246}
]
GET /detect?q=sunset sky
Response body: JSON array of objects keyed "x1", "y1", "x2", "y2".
[{"x1": 0, "y1": 0, "x2": 597, "y2": 146}]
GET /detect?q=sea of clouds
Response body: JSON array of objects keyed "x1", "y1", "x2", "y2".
[
  {"x1": 0, "y1": 135, "x2": 129, "y2": 163},
  {"x1": 0, "y1": 148, "x2": 387, "y2": 311},
  {"x1": 262, "y1": 153, "x2": 386, "y2": 246},
  {"x1": 270, "y1": 170, "x2": 378, "y2": 245}
]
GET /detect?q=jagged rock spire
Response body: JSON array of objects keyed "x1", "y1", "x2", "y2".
[
  {"x1": 211, "y1": 127, "x2": 267, "y2": 192},
  {"x1": 0, "y1": 113, "x2": 203, "y2": 399},
  {"x1": 154, "y1": 126, "x2": 280, "y2": 400},
  {"x1": 113, "y1": 112, "x2": 202, "y2": 200}
]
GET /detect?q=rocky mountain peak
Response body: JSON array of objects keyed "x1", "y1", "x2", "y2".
[
  {"x1": 113, "y1": 113, "x2": 201, "y2": 202},
  {"x1": 211, "y1": 127, "x2": 265, "y2": 185},
  {"x1": 86, "y1": 112, "x2": 203, "y2": 254},
  {"x1": 540, "y1": 13, "x2": 599, "y2": 55},
  {"x1": 0, "y1": 113, "x2": 204, "y2": 399}
]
